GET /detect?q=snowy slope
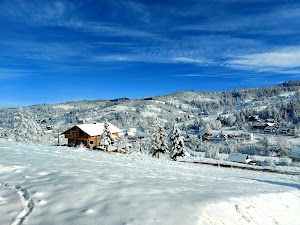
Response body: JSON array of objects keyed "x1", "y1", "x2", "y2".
[{"x1": 0, "y1": 139, "x2": 299, "y2": 225}]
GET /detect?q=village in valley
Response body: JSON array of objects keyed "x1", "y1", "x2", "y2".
[{"x1": 1, "y1": 81, "x2": 300, "y2": 171}]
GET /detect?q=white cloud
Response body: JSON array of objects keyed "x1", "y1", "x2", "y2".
[
  {"x1": 59, "y1": 20, "x2": 158, "y2": 39},
  {"x1": 227, "y1": 47, "x2": 300, "y2": 73},
  {"x1": 4, "y1": 0, "x2": 67, "y2": 24},
  {"x1": 172, "y1": 57, "x2": 207, "y2": 64},
  {"x1": 0, "y1": 69, "x2": 35, "y2": 79},
  {"x1": 173, "y1": 74, "x2": 206, "y2": 77}
]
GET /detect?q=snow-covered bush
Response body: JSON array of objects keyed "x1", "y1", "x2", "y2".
[
  {"x1": 265, "y1": 159, "x2": 275, "y2": 167},
  {"x1": 205, "y1": 145, "x2": 220, "y2": 159},
  {"x1": 276, "y1": 137, "x2": 290, "y2": 156}
]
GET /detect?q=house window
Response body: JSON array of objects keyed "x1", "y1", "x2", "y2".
[
  {"x1": 71, "y1": 131, "x2": 77, "y2": 136},
  {"x1": 89, "y1": 140, "x2": 94, "y2": 145}
]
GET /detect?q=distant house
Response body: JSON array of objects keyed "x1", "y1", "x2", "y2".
[
  {"x1": 202, "y1": 133, "x2": 213, "y2": 142},
  {"x1": 248, "y1": 115, "x2": 260, "y2": 122},
  {"x1": 201, "y1": 133, "x2": 228, "y2": 142},
  {"x1": 290, "y1": 147, "x2": 300, "y2": 162},
  {"x1": 278, "y1": 127, "x2": 290, "y2": 135},
  {"x1": 62, "y1": 123, "x2": 121, "y2": 148},
  {"x1": 77, "y1": 118, "x2": 85, "y2": 124},
  {"x1": 215, "y1": 133, "x2": 228, "y2": 141},
  {"x1": 242, "y1": 133, "x2": 254, "y2": 141},
  {"x1": 264, "y1": 126, "x2": 276, "y2": 133},
  {"x1": 251, "y1": 122, "x2": 266, "y2": 130},
  {"x1": 252, "y1": 122, "x2": 275, "y2": 131},
  {"x1": 225, "y1": 153, "x2": 251, "y2": 164},
  {"x1": 264, "y1": 118, "x2": 275, "y2": 123},
  {"x1": 46, "y1": 125, "x2": 53, "y2": 130}
]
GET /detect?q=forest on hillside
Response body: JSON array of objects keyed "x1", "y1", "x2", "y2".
[{"x1": 1, "y1": 80, "x2": 300, "y2": 160}]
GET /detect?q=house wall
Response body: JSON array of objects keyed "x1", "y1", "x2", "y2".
[{"x1": 112, "y1": 132, "x2": 119, "y2": 138}]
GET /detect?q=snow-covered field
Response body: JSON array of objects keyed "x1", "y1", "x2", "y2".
[{"x1": 0, "y1": 139, "x2": 300, "y2": 225}]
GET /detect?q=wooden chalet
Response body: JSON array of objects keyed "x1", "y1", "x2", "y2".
[{"x1": 62, "y1": 123, "x2": 121, "y2": 148}]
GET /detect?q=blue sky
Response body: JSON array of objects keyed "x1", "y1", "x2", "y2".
[{"x1": 1, "y1": 0, "x2": 300, "y2": 107}]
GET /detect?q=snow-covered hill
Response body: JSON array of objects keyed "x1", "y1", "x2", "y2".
[{"x1": 0, "y1": 139, "x2": 299, "y2": 225}]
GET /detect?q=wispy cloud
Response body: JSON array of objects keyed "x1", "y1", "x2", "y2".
[
  {"x1": 60, "y1": 20, "x2": 158, "y2": 39},
  {"x1": 227, "y1": 47, "x2": 300, "y2": 73},
  {"x1": 0, "y1": 68, "x2": 35, "y2": 79},
  {"x1": 92, "y1": 53, "x2": 212, "y2": 66},
  {"x1": 176, "y1": 3, "x2": 300, "y2": 37},
  {"x1": 172, "y1": 74, "x2": 220, "y2": 78},
  {"x1": 3, "y1": 0, "x2": 68, "y2": 24},
  {"x1": 172, "y1": 57, "x2": 208, "y2": 64}
]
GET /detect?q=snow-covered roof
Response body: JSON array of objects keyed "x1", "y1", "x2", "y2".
[
  {"x1": 252, "y1": 122, "x2": 266, "y2": 127},
  {"x1": 278, "y1": 127, "x2": 289, "y2": 131},
  {"x1": 266, "y1": 122, "x2": 275, "y2": 127},
  {"x1": 76, "y1": 123, "x2": 121, "y2": 136}
]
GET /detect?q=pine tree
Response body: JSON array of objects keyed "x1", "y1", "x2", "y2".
[
  {"x1": 152, "y1": 121, "x2": 168, "y2": 158},
  {"x1": 99, "y1": 122, "x2": 116, "y2": 151},
  {"x1": 170, "y1": 124, "x2": 188, "y2": 161}
]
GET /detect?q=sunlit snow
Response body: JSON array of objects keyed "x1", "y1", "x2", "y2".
[{"x1": 0, "y1": 139, "x2": 299, "y2": 225}]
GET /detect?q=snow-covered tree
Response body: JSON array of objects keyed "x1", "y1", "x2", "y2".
[
  {"x1": 203, "y1": 123, "x2": 212, "y2": 134},
  {"x1": 169, "y1": 125, "x2": 189, "y2": 161},
  {"x1": 10, "y1": 110, "x2": 42, "y2": 142},
  {"x1": 205, "y1": 144, "x2": 220, "y2": 159},
  {"x1": 99, "y1": 122, "x2": 116, "y2": 151},
  {"x1": 276, "y1": 137, "x2": 290, "y2": 156},
  {"x1": 260, "y1": 136, "x2": 270, "y2": 155},
  {"x1": 293, "y1": 126, "x2": 300, "y2": 138},
  {"x1": 152, "y1": 121, "x2": 168, "y2": 158}
]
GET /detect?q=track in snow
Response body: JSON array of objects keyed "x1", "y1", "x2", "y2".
[{"x1": 0, "y1": 182, "x2": 34, "y2": 225}]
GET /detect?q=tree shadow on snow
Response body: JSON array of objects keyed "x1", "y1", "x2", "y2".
[{"x1": 246, "y1": 178, "x2": 300, "y2": 190}]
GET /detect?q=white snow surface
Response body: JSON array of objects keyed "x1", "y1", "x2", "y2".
[
  {"x1": 75, "y1": 123, "x2": 121, "y2": 136},
  {"x1": 0, "y1": 139, "x2": 300, "y2": 225}
]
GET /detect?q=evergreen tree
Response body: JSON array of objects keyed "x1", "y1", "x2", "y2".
[
  {"x1": 169, "y1": 125, "x2": 188, "y2": 161},
  {"x1": 99, "y1": 122, "x2": 116, "y2": 151},
  {"x1": 152, "y1": 121, "x2": 168, "y2": 158}
]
